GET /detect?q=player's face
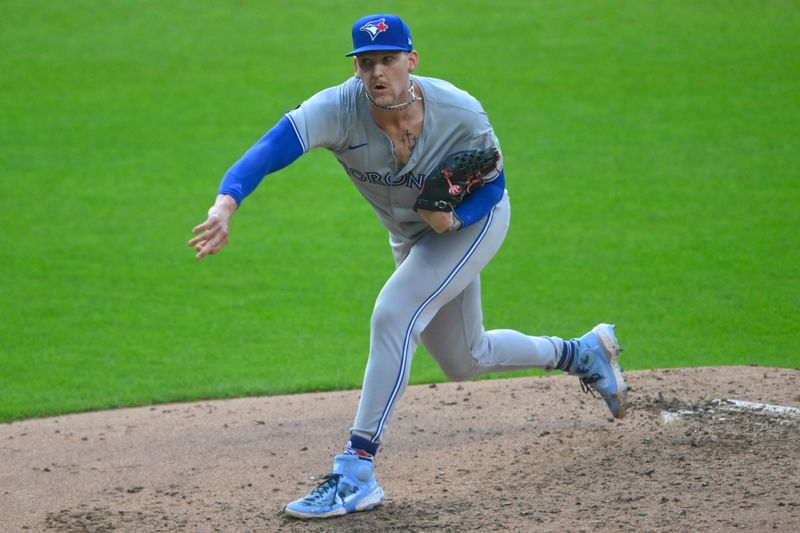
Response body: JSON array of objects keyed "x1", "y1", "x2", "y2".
[{"x1": 354, "y1": 51, "x2": 419, "y2": 107}]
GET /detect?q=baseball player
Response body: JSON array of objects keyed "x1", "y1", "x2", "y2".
[{"x1": 189, "y1": 13, "x2": 628, "y2": 519}]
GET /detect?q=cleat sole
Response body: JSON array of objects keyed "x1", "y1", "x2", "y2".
[{"x1": 592, "y1": 323, "x2": 627, "y2": 419}]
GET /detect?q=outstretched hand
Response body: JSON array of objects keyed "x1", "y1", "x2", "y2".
[{"x1": 188, "y1": 195, "x2": 238, "y2": 260}]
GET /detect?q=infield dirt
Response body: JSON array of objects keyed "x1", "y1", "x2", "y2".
[{"x1": 2, "y1": 366, "x2": 799, "y2": 532}]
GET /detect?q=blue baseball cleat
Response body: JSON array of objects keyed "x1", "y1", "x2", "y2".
[
  {"x1": 285, "y1": 454, "x2": 384, "y2": 519},
  {"x1": 571, "y1": 323, "x2": 628, "y2": 419}
]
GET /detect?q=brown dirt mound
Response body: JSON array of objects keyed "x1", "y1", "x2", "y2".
[{"x1": 2, "y1": 366, "x2": 799, "y2": 532}]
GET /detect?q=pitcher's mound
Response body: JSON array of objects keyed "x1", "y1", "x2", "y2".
[{"x1": 1, "y1": 366, "x2": 798, "y2": 532}]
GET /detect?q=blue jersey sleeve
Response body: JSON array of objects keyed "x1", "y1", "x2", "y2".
[
  {"x1": 453, "y1": 170, "x2": 506, "y2": 228},
  {"x1": 217, "y1": 115, "x2": 305, "y2": 205}
]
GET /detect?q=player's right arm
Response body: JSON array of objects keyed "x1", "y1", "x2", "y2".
[
  {"x1": 188, "y1": 115, "x2": 305, "y2": 260},
  {"x1": 189, "y1": 193, "x2": 238, "y2": 260},
  {"x1": 189, "y1": 83, "x2": 348, "y2": 260}
]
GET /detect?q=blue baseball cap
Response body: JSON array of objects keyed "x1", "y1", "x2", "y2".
[{"x1": 345, "y1": 14, "x2": 413, "y2": 57}]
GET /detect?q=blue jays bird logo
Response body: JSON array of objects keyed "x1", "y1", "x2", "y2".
[{"x1": 360, "y1": 18, "x2": 389, "y2": 41}]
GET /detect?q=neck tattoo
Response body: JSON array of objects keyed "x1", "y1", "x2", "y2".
[{"x1": 365, "y1": 82, "x2": 421, "y2": 111}]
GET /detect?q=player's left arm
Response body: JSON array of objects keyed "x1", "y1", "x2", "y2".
[
  {"x1": 448, "y1": 128, "x2": 506, "y2": 230},
  {"x1": 417, "y1": 171, "x2": 504, "y2": 233},
  {"x1": 452, "y1": 170, "x2": 505, "y2": 227},
  {"x1": 418, "y1": 105, "x2": 505, "y2": 233}
]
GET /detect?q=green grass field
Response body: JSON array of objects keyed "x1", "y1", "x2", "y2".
[{"x1": 1, "y1": 0, "x2": 798, "y2": 422}]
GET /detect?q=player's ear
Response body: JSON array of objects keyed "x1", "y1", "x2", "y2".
[
  {"x1": 407, "y1": 51, "x2": 418, "y2": 73},
  {"x1": 353, "y1": 57, "x2": 360, "y2": 78}
]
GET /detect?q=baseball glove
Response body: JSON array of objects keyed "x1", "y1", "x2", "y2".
[{"x1": 414, "y1": 146, "x2": 500, "y2": 212}]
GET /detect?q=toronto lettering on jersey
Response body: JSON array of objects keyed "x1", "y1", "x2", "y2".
[{"x1": 338, "y1": 161, "x2": 425, "y2": 190}]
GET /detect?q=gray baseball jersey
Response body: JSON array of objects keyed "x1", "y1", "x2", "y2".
[
  {"x1": 286, "y1": 75, "x2": 503, "y2": 244},
  {"x1": 284, "y1": 75, "x2": 562, "y2": 443}
]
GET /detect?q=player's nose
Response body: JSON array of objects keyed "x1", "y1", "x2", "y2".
[{"x1": 372, "y1": 63, "x2": 389, "y2": 77}]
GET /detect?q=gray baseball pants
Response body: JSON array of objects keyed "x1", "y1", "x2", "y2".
[{"x1": 352, "y1": 192, "x2": 566, "y2": 443}]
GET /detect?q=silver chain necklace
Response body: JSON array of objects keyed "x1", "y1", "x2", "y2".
[{"x1": 365, "y1": 82, "x2": 421, "y2": 111}]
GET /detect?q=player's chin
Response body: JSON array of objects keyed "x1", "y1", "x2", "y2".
[
  {"x1": 370, "y1": 94, "x2": 390, "y2": 106},
  {"x1": 369, "y1": 88, "x2": 392, "y2": 103}
]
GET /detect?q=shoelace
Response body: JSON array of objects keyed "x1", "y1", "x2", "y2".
[
  {"x1": 579, "y1": 365, "x2": 626, "y2": 397},
  {"x1": 307, "y1": 473, "x2": 342, "y2": 503},
  {"x1": 579, "y1": 374, "x2": 600, "y2": 398}
]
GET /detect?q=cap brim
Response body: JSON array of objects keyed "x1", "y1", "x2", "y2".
[{"x1": 345, "y1": 44, "x2": 412, "y2": 57}]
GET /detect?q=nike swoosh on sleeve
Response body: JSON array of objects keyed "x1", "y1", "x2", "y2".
[{"x1": 347, "y1": 142, "x2": 369, "y2": 150}]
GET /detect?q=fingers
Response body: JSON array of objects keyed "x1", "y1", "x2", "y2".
[
  {"x1": 191, "y1": 220, "x2": 210, "y2": 235},
  {"x1": 187, "y1": 233, "x2": 206, "y2": 248},
  {"x1": 191, "y1": 213, "x2": 221, "y2": 236},
  {"x1": 188, "y1": 225, "x2": 215, "y2": 248},
  {"x1": 188, "y1": 215, "x2": 228, "y2": 260},
  {"x1": 195, "y1": 233, "x2": 228, "y2": 260}
]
